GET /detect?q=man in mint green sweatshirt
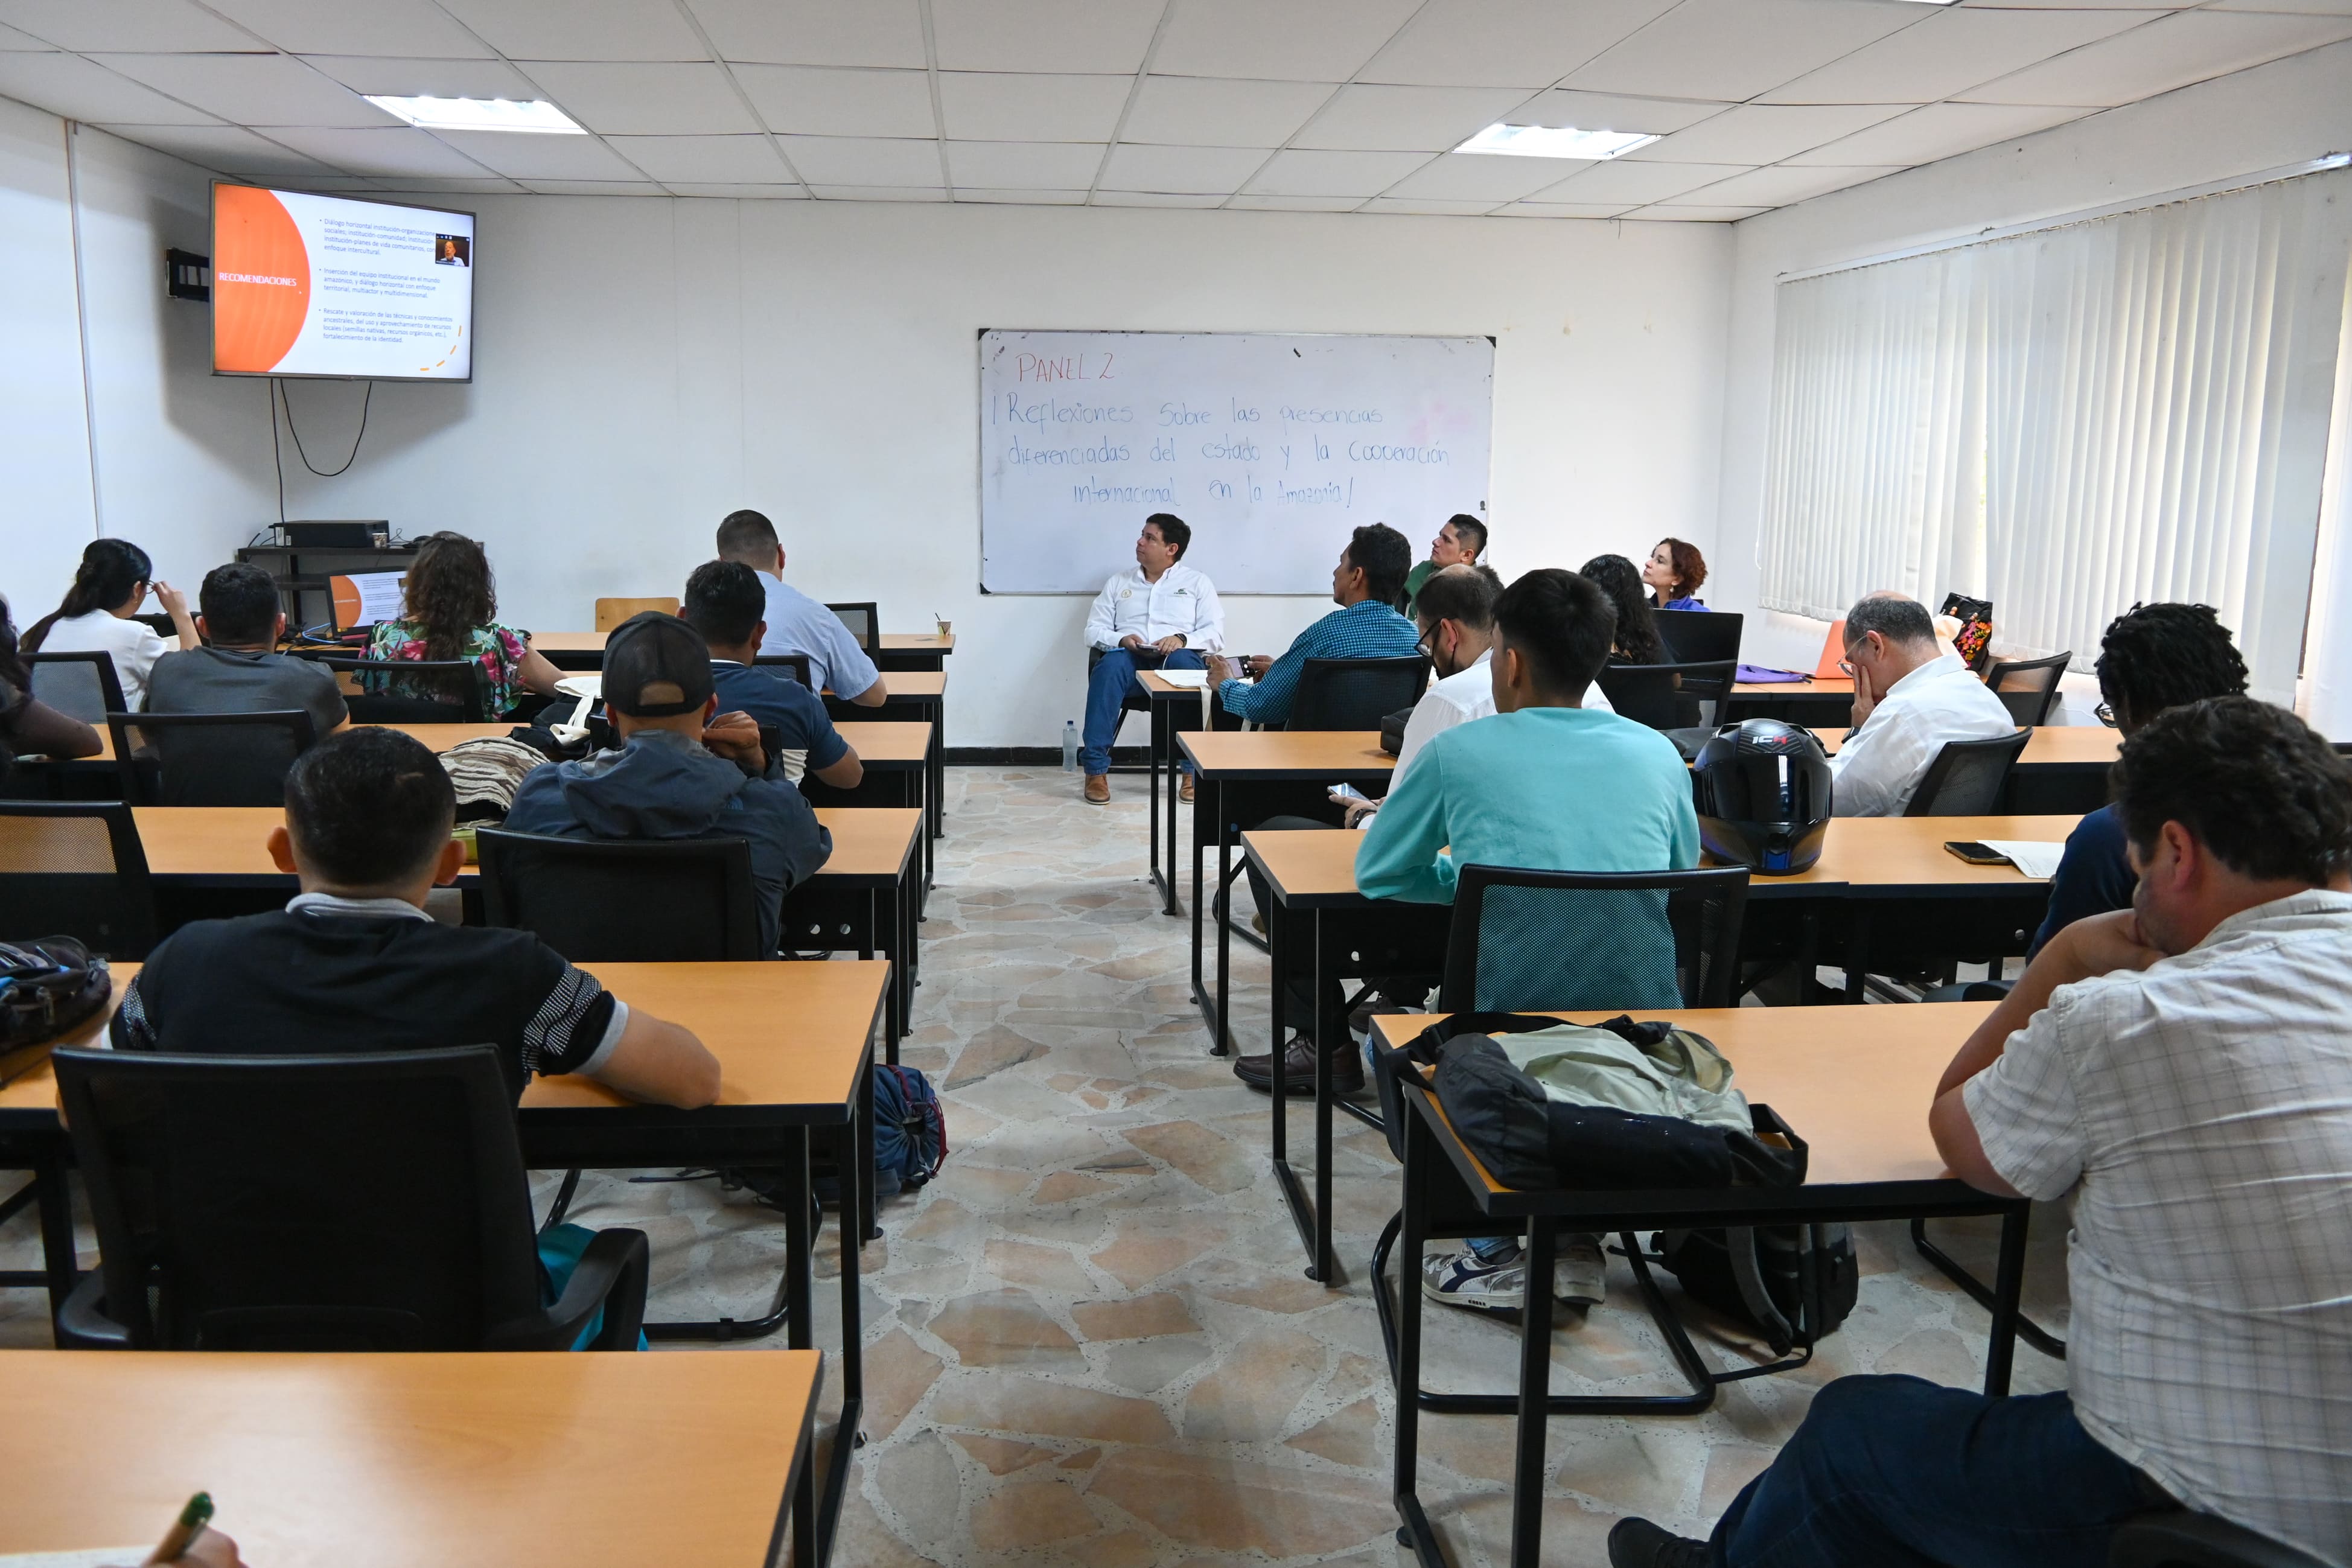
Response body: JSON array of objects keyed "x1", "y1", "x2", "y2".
[{"x1": 1360, "y1": 566, "x2": 1699, "y2": 1313}]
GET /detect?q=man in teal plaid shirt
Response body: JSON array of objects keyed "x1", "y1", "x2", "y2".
[{"x1": 1205, "y1": 523, "x2": 1420, "y2": 723}]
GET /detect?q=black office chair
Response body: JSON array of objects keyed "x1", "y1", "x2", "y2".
[
  {"x1": 475, "y1": 828, "x2": 763, "y2": 961},
  {"x1": 1905, "y1": 728, "x2": 2033, "y2": 816},
  {"x1": 1084, "y1": 645, "x2": 1160, "y2": 774},
  {"x1": 301, "y1": 653, "x2": 494, "y2": 722},
  {"x1": 1286, "y1": 655, "x2": 1430, "y2": 731},
  {"x1": 1654, "y1": 609, "x2": 1744, "y2": 667},
  {"x1": 1985, "y1": 651, "x2": 2071, "y2": 726},
  {"x1": 24, "y1": 651, "x2": 127, "y2": 725},
  {"x1": 50, "y1": 1045, "x2": 648, "y2": 1351},
  {"x1": 754, "y1": 652, "x2": 815, "y2": 690},
  {"x1": 1375, "y1": 863, "x2": 1753, "y2": 1414},
  {"x1": 1595, "y1": 659, "x2": 1738, "y2": 733},
  {"x1": 827, "y1": 602, "x2": 879, "y2": 654},
  {"x1": 106, "y1": 711, "x2": 316, "y2": 808},
  {"x1": 0, "y1": 800, "x2": 156, "y2": 957},
  {"x1": 2109, "y1": 1512, "x2": 2331, "y2": 1568}
]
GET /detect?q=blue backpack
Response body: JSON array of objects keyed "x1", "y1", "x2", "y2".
[{"x1": 872, "y1": 1063, "x2": 946, "y2": 1197}]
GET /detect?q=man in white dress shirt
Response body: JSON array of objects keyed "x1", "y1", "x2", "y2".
[
  {"x1": 1078, "y1": 514, "x2": 1223, "y2": 803},
  {"x1": 1827, "y1": 591, "x2": 2015, "y2": 815}
]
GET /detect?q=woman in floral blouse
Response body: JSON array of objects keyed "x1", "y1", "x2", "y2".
[{"x1": 368, "y1": 532, "x2": 561, "y2": 717}]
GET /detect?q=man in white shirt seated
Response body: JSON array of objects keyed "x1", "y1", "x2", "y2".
[
  {"x1": 1610, "y1": 695, "x2": 2352, "y2": 1568},
  {"x1": 713, "y1": 509, "x2": 888, "y2": 707},
  {"x1": 1079, "y1": 512, "x2": 1223, "y2": 804},
  {"x1": 1828, "y1": 591, "x2": 2015, "y2": 815}
]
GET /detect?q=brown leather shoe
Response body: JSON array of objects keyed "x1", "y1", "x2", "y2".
[
  {"x1": 1178, "y1": 774, "x2": 1194, "y2": 803},
  {"x1": 1083, "y1": 774, "x2": 1110, "y2": 804},
  {"x1": 1233, "y1": 1033, "x2": 1364, "y2": 1097}
]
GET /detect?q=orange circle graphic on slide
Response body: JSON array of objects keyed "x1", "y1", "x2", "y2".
[{"x1": 213, "y1": 186, "x2": 311, "y2": 373}]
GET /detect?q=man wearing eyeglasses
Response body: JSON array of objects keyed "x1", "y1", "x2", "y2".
[{"x1": 1828, "y1": 592, "x2": 2015, "y2": 816}]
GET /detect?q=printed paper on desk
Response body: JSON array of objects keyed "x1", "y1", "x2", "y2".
[
  {"x1": 1981, "y1": 840, "x2": 2066, "y2": 879},
  {"x1": 1155, "y1": 668, "x2": 1208, "y2": 688},
  {"x1": 0, "y1": 1549, "x2": 157, "y2": 1567},
  {"x1": 330, "y1": 571, "x2": 407, "y2": 629}
]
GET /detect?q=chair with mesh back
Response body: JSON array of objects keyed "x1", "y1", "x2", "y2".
[
  {"x1": 1985, "y1": 651, "x2": 2071, "y2": 726},
  {"x1": 0, "y1": 801, "x2": 156, "y2": 957},
  {"x1": 827, "y1": 602, "x2": 880, "y2": 654},
  {"x1": 1595, "y1": 660, "x2": 1739, "y2": 731},
  {"x1": 302, "y1": 653, "x2": 493, "y2": 722},
  {"x1": 24, "y1": 652, "x2": 127, "y2": 726},
  {"x1": 50, "y1": 1044, "x2": 648, "y2": 1351},
  {"x1": 107, "y1": 712, "x2": 316, "y2": 808},
  {"x1": 594, "y1": 597, "x2": 679, "y2": 632},
  {"x1": 1906, "y1": 728, "x2": 2032, "y2": 816},
  {"x1": 2109, "y1": 1512, "x2": 2331, "y2": 1568},
  {"x1": 475, "y1": 827, "x2": 763, "y2": 961},
  {"x1": 754, "y1": 652, "x2": 815, "y2": 690},
  {"x1": 1286, "y1": 655, "x2": 1429, "y2": 731},
  {"x1": 1654, "y1": 610, "x2": 1744, "y2": 667}
]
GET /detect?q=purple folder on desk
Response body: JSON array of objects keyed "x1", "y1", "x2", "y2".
[{"x1": 1735, "y1": 664, "x2": 1810, "y2": 684}]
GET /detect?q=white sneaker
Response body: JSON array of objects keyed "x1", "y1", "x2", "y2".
[
  {"x1": 1420, "y1": 1246, "x2": 1526, "y2": 1311},
  {"x1": 1555, "y1": 1232, "x2": 1607, "y2": 1307}
]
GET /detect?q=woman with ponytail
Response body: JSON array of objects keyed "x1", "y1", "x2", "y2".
[{"x1": 23, "y1": 538, "x2": 197, "y2": 709}]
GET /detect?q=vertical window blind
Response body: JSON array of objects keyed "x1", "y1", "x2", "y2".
[{"x1": 1760, "y1": 170, "x2": 2352, "y2": 703}]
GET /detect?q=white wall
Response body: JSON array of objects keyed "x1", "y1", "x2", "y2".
[
  {"x1": 1714, "y1": 41, "x2": 2352, "y2": 681},
  {"x1": 0, "y1": 95, "x2": 96, "y2": 612}
]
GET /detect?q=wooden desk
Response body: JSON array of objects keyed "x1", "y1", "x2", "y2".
[
  {"x1": 532, "y1": 629, "x2": 954, "y2": 671},
  {"x1": 824, "y1": 671, "x2": 948, "y2": 856},
  {"x1": 1136, "y1": 671, "x2": 1215, "y2": 916},
  {"x1": 83, "y1": 721, "x2": 513, "y2": 766},
  {"x1": 0, "y1": 1348, "x2": 821, "y2": 1568},
  {"x1": 1725, "y1": 674, "x2": 1852, "y2": 725},
  {"x1": 1178, "y1": 729, "x2": 1397, "y2": 1056},
  {"x1": 818, "y1": 721, "x2": 934, "y2": 895},
  {"x1": 1373, "y1": 1003, "x2": 2028, "y2": 1568},
  {"x1": 1796, "y1": 725, "x2": 2118, "y2": 812}
]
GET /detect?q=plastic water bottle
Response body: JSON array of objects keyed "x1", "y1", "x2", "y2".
[{"x1": 1062, "y1": 720, "x2": 1079, "y2": 772}]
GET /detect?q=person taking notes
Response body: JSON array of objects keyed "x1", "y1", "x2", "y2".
[{"x1": 1079, "y1": 512, "x2": 1223, "y2": 803}]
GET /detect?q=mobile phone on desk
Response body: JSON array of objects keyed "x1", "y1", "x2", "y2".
[{"x1": 1943, "y1": 841, "x2": 2008, "y2": 865}]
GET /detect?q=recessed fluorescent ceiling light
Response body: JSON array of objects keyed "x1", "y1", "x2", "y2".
[
  {"x1": 1455, "y1": 124, "x2": 1658, "y2": 159},
  {"x1": 364, "y1": 95, "x2": 585, "y2": 134}
]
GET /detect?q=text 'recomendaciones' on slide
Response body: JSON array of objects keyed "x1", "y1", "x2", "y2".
[{"x1": 212, "y1": 184, "x2": 474, "y2": 381}]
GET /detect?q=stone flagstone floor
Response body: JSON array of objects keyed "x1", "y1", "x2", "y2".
[{"x1": 0, "y1": 766, "x2": 2071, "y2": 1566}]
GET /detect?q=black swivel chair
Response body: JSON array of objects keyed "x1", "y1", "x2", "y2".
[
  {"x1": 754, "y1": 652, "x2": 815, "y2": 690},
  {"x1": 1985, "y1": 651, "x2": 2071, "y2": 726},
  {"x1": 827, "y1": 602, "x2": 879, "y2": 654},
  {"x1": 50, "y1": 1045, "x2": 648, "y2": 1351},
  {"x1": 1374, "y1": 863, "x2": 1754, "y2": 1413},
  {"x1": 301, "y1": 654, "x2": 494, "y2": 722},
  {"x1": 1285, "y1": 655, "x2": 1430, "y2": 731},
  {"x1": 0, "y1": 800, "x2": 157, "y2": 958},
  {"x1": 475, "y1": 829, "x2": 763, "y2": 961},
  {"x1": 106, "y1": 711, "x2": 316, "y2": 807},
  {"x1": 1654, "y1": 610, "x2": 1744, "y2": 667},
  {"x1": 1595, "y1": 658, "x2": 1739, "y2": 739},
  {"x1": 24, "y1": 651, "x2": 127, "y2": 726},
  {"x1": 1905, "y1": 728, "x2": 2034, "y2": 817},
  {"x1": 2110, "y1": 1513, "x2": 2332, "y2": 1568}
]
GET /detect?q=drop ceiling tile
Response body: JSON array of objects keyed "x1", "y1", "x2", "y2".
[
  {"x1": 1759, "y1": 7, "x2": 2158, "y2": 104},
  {"x1": 430, "y1": 128, "x2": 642, "y2": 179},
  {"x1": 91, "y1": 122, "x2": 331, "y2": 175},
  {"x1": 0, "y1": 51, "x2": 225, "y2": 123},
  {"x1": 1629, "y1": 104, "x2": 1912, "y2": 164},
  {"x1": 263, "y1": 126, "x2": 494, "y2": 177},
  {"x1": 1680, "y1": 162, "x2": 1899, "y2": 204},
  {"x1": 0, "y1": 0, "x2": 258, "y2": 52},
  {"x1": 955, "y1": 187, "x2": 1091, "y2": 203},
  {"x1": 947, "y1": 139, "x2": 1105, "y2": 186},
  {"x1": 1786, "y1": 101, "x2": 2090, "y2": 165},
  {"x1": 733, "y1": 64, "x2": 935, "y2": 138},
  {"x1": 1530, "y1": 158, "x2": 1751, "y2": 204},
  {"x1": 1097, "y1": 141, "x2": 1270, "y2": 192},
  {"x1": 1153, "y1": 0, "x2": 1421, "y2": 81},
  {"x1": 1958, "y1": 9, "x2": 2352, "y2": 105},
  {"x1": 95, "y1": 53, "x2": 401, "y2": 127},
  {"x1": 1359, "y1": 196, "x2": 1505, "y2": 214},
  {"x1": 1119, "y1": 75, "x2": 1336, "y2": 147},
  {"x1": 198, "y1": 0, "x2": 496, "y2": 58},
  {"x1": 808, "y1": 183, "x2": 946, "y2": 200},
  {"x1": 606, "y1": 132, "x2": 791, "y2": 182},
  {"x1": 520, "y1": 62, "x2": 759, "y2": 135},
  {"x1": 930, "y1": 0, "x2": 1164, "y2": 74},
  {"x1": 1509, "y1": 89, "x2": 1732, "y2": 136},
  {"x1": 1625, "y1": 203, "x2": 1767, "y2": 220},
  {"x1": 1384, "y1": 151, "x2": 1598, "y2": 201},
  {"x1": 663, "y1": 182, "x2": 810, "y2": 198},
  {"x1": 432, "y1": 0, "x2": 707, "y2": 63},
  {"x1": 1091, "y1": 189, "x2": 1229, "y2": 206},
  {"x1": 1491, "y1": 200, "x2": 1638, "y2": 217},
  {"x1": 1227, "y1": 193, "x2": 1367, "y2": 211},
  {"x1": 1957, "y1": 0, "x2": 2194, "y2": 8},
  {"x1": 518, "y1": 179, "x2": 669, "y2": 195},
  {"x1": 686, "y1": 0, "x2": 925, "y2": 66},
  {"x1": 1359, "y1": 0, "x2": 1681, "y2": 88},
  {"x1": 1243, "y1": 147, "x2": 1429, "y2": 196},
  {"x1": 1290, "y1": 84, "x2": 1537, "y2": 153},
  {"x1": 777, "y1": 133, "x2": 943, "y2": 186},
  {"x1": 0, "y1": 22, "x2": 55, "y2": 48},
  {"x1": 2204, "y1": 0, "x2": 2352, "y2": 12},
  {"x1": 299, "y1": 56, "x2": 540, "y2": 100},
  {"x1": 1567, "y1": 0, "x2": 1922, "y2": 101},
  {"x1": 937, "y1": 71, "x2": 1132, "y2": 141},
  {"x1": 368, "y1": 177, "x2": 523, "y2": 194}
]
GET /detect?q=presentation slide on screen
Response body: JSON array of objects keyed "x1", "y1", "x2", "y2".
[{"x1": 212, "y1": 185, "x2": 473, "y2": 380}]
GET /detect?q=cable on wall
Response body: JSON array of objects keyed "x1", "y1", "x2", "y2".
[{"x1": 273, "y1": 377, "x2": 373, "y2": 477}]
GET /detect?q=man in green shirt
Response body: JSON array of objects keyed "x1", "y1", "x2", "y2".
[{"x1": 1400, "y1": 514, "x2": 1488, "y2": 617}]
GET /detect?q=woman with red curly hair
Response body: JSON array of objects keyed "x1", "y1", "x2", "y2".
[
  {"x1": 1641, "y1": 538, "x2": 1709, "y2": 611},
  {"x1": 368, "y1": 532, "x2": 561, "y2": 716}
]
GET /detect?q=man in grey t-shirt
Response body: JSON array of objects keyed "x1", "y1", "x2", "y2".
[{"x1": 144, "y1": 563, "x2": 349, "y2": 743}]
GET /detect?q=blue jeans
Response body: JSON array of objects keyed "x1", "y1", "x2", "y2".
[
  {"x1": 1082, "y1": 647, "x2": 1204, "y2": 777},
  {"x1": 1712, "y1": 1377, "x2": 2161, "y2": 1567}
]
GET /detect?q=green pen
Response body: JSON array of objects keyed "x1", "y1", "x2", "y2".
[{"x1": 145, "y1": 1492, "x2": 212, "y2": 1566}]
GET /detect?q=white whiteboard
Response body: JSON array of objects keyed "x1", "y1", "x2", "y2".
[{"x1": 978, "y1": 330, "x2": 1494, "y2": 594}]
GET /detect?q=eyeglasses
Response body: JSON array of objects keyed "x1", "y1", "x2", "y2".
[{"x1": 2094, "y1": 701, "x2": 2118, "y2": 728}]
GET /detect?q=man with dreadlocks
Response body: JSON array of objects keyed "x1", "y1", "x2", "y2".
[{"x1": 2029, "y1": 602, "x2": 2250, "y2": 956}]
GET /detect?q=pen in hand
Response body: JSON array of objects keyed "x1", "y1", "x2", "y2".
[{"x1": 146, "y1": 1493, "x2": 212, "y2": 1566}]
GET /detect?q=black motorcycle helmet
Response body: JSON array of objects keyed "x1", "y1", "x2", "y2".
[{"x1": 1692, "y1": 719, "x2": 1834, "y2": 875}]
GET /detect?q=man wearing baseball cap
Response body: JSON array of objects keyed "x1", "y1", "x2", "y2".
[{"x1": 504, "y1": 611, "x2": 831, "y2": 954}]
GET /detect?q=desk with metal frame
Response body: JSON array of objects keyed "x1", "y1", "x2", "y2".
[
  {"x1": 805, "y1": 721, "x2": 933, "y2": 908},
  {"x1": 1378, "y1": 1000, "x2": 2030, "y2": 1568},
  {"x1": 1807, "y1": 724, "x2": 2120, "y2": 815},
  {"x1": 531, "y1": 629, "x2": 955, "y2": 672},
  {"x1": 1136, "y1": 670, "x2": 1213, "y2": 916},
  {"x1": 825, "y1": 671, "x2": 948, "y2": 869}
]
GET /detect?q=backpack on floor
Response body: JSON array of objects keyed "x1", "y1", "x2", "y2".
[
  {"x1": 872, "y1": 1063, "x2": 946, "y2": 1197},
  {"x1": 1652, "y1": 1223, "x2": 1858, "y2": 1356}
]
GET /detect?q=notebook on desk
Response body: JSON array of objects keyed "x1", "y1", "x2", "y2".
[{"x1": 1155, "y1": 669, "x2": 1209, "y2": 688}]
